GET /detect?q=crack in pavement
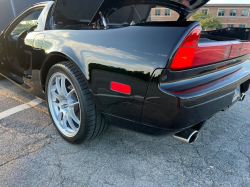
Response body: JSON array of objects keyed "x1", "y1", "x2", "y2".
[{"x1": 0, "y1": 136, "x2": 52, "y2": 167}]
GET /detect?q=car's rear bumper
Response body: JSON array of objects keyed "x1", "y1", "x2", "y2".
[{"x1": 142, "y1": 58, "x2": 250, "y2": 132}]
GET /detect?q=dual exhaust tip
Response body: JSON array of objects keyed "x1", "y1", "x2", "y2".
[
  {"x1": 172, "y1": 128, "x2": 199, "y2": 144},
  {"x1": 172, "y1": 90, "x2": 247, "y2": 144}
]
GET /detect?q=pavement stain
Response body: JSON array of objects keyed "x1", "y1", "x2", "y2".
[{"x1": 0, "y1": 137, "x2": 51, "y2": 167}]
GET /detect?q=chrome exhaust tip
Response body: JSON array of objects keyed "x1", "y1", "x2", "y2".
[
  {"x1": 172, "y1": 128, "x2": 199, "y2": 144},
  {"x1": 240, "y1": 93, "x2": 246, "y2": 101}
]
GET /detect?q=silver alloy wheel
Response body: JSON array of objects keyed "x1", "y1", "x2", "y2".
[{"x1": 47, "y1": 72, "x2": 81, "y2": 137}]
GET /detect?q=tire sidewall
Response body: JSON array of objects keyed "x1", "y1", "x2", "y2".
[{"x1": 45, "y1": 63, "x2": 90, "y2": 143}]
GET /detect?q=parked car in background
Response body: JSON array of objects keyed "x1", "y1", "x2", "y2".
[{"x1": 0, "y1": 0, "x2": 250, "y2": 144}]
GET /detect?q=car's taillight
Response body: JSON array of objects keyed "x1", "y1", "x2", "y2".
[
  {"x1": 241, "y1": 41, "x2": 250, "y2": 56},
  {"x1": 192, "y1": 42, "x2": 231, "y2": 68},
  {"x1": 170, "y1": 26, "x2": 202, "y2": 70},
  {"x1": 170, "y1": 26, "x2": 250, "y2": 71},
  {"x1": 229, "y1": 41, "x2": 250, "y2": 58}
]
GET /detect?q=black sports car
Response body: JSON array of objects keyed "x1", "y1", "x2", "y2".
[{"x1": 0, "y1": 0, "x2": 250, "y2": 144}]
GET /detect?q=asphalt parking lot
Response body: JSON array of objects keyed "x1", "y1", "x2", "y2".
[{"x1": 0, "y1": 74, "x2": 250, "y2": 187}]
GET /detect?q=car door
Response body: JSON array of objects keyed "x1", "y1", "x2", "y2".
[{"x1": 0, "y1": 5, "x2": 44, "y2": 84}]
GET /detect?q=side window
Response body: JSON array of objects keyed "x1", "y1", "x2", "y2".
[
  {"x1": 11, "y1": 10, "x2": 42, "y2": 34},
  {"x1": 155, "y1": 9, "x2": 161, "y2": 16},
  {"x1": 165, "y1": 9, "x2": 171, "y2": 16},
  {"x1": 218, "y1": 9, "x2": 225, "y2": 17},
  {"x1": 229, "y1": 9, "x2": 237, "y2": 17},
  {"x1": 241, "y1": 10, "x2": 249, "y2": 17},
  {"x1": 239, "y1": 24, "x2": 246, "y2": 28},
  {"x1": 201, "y1": 9, "x2": 208, "y2": 15}
]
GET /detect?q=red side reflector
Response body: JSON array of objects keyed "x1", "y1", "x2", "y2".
[
  {"x1": 170, "y1": 26, "x2": 250, "y2": 71},
  {"x1": 110, "y1": 82, "x2": 131, "y2": 94}
]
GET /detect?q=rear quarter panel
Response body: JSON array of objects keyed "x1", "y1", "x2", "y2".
[{"x1": 25, "y1": 24, "x2": 197, "y2": 122}]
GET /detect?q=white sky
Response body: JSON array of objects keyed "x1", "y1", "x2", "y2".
[{"x1": 208, "y1": 0, "x2": 250, "y2": 4}]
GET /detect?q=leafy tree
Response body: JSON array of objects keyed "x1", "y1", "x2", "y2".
[{"x1": 188, "y1": 11, "x2": 222, "y2": 30}]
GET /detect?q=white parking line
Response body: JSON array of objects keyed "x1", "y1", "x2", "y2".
[{"x1": 0, "y1": 98, "x2": 42, "y2": 120}]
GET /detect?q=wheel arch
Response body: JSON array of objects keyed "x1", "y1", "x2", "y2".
[{"x1": 40, "y1": 52, "x2": 88, "y2": 91}]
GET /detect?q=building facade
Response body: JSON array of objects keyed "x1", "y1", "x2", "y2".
[
  {"x1": 201, "y1": 4, "x2": 250, "y2": 28},
  {"x1": 149, "y1": 7, "x2": 180, "y2": 22},
  {"x1": 149, "y1": 4, "x2": 250, "y2": 28}
]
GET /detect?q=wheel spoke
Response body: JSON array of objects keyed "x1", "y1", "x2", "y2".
[
  {"x1": 69, "y1": 102, "x2": 79, "y2": 108},
  {"x1": 69, "y1": 109, "x2": 80, "y2": 125},
  {"x1": 62, "y1": 114, "x2": 67, "y2": 129},
  {"x1": 56, "y1": 77, "x2": 63, "y2": 96},
  {"x1": 57, "y1": 112, "x2": 63, "y2": 122},
  {"x1": 67, "y1": 114, "x2": 78, "y2": 131},
  {"x1": 52, "y1": 101, "x2": 60, "y2": 107},
  {"x1": 51, "y1": 90, "x2": 60, "y2": 99},
  {"x1": 66, "y1": 89, "x2": 75, "y2": 99},
  {"x1": 61, "y1": 76, "x2": 68, "y2": 97}
]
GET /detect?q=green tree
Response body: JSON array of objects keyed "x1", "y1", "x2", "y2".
[{"x1": 189, "y1": 11, "x2": 222, "y2": 30}]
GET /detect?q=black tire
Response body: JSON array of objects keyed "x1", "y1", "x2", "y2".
[{"x1": 45, "y1": 61, "x2": 109, "y2": 144}]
